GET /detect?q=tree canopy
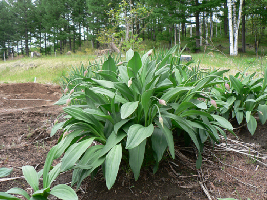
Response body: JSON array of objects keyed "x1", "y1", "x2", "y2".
[{"x1": 0, "y1": 0, "x2": 266, "y2": 56}]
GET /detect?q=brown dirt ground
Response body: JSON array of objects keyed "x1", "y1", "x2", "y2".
[{"x1": 0, "y1": 83, "x2": 267, "y2": 200}]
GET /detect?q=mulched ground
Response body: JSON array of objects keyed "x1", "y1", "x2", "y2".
[{"x1": 0, "y1": 83, "x2": 267, "y2": 200}]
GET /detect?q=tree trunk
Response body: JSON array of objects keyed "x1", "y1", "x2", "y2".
[
  {"x1": 25, "y1": 28, "x2": 29, "y2": 56},
  {"x1": 79, "y1": 23, "x2": 81, "y2": 49},
  {"x1": 174, "y1": 24, "x2": 177, "y2": 46},
  {"x1": 190, "y1": 22, "x2": 192, "y2": 38},
  {"x1": 241, "y1": 0, "x2": 246, "y2": 53},
  {"x1": 182, "y1": 22, "x2": 185, "y2": 37},
  {"x1": 233, "y1": 0, "x2": 243, "y2": 55},
  {"x1": 228, "y1": 0, "x2": 234, "y2": 55},
  {"x1": 224, "y1": 2, "x2": 228, "y2": 37},
  {"x1": 73, "y1": 30, "x2": 75, "y2": 52},
  {"x1": 200, "y1": 13, "x2": 202, "y2": 46},
  {"x1": 39, "y1": 28, "x2": 42, "y2": 53},
  {"x1": 210, "y1": 11, "x2": 213, "y2": 39},
  {"x1": 44, "y1": 33, "x2": 47, "y2": 55},
  {"x1": 196, "y1": 2, "x2": 200, "y2": 48},
  {"x1": 110, "y1": 42, "x2": 120, "y2": 53},
  {"x1": 205, "y1": 12, "x2": 208, "y2": 44},
  {"x1": 179, "y1": 23, "x2": 181, "y2": 45}
]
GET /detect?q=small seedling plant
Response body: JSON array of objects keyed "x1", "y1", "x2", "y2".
[{"x1": 0, "y1": 141, "x2": 79, "y2": 200}]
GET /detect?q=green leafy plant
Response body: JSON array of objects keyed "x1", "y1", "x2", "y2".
[
  {"x1": 1, "y1": 139, "x2": 79, "y2": 200},
  {"x1": 212, "y1": 67, "x2": 267, "y2": 135},
  {"x1": 0, "y1": 167, "x2": 12, "y2": 178},
  {"x1": 51, "y1": 46, "x2": 233, "y2": 191}
]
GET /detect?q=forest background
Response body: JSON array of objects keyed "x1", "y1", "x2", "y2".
[{"x1": 0, "y1": 0, "x2": 266, "y2": 58}]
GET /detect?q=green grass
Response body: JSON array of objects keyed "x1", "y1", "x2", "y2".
[
  {"x1": 0, "y1": 42, "x2": 266, "y2": 85},
  {"x1": 192, "y1": 51, "x2": 267, "y2": 77},
  {"x1": 0, "y1": 54, "x2": 97, "y2": 84}
]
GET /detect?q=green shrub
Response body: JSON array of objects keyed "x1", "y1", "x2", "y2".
[
  {"x1": 51, "y1": 46, "x2": 233, "y2": 190},
  {"x1": 211, "y1": 68, "x2": 267, "y2": 135}
]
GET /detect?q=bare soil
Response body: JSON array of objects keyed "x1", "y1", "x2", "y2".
[{"x1": 0, "y1": 83, "x2": 267, "y2": 200}]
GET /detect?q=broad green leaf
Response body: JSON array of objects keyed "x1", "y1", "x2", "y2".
[
  {"x1": 91, "y1": 87, "x2": 128, "y2": 104},
  {"x1": 47, "y1": 163, "x2": 61, "y2": 188},
  {"x1": 155, "y1": 121, "x2": 175, "y2": 159},
  {"x1": 118, "y1": 65, "x2": 129, "y2": 83},
  {"x1": 246, "y1": 111, "x2": 251, "y2": 123},
  {"x1": 141, "y1": 49, "x2": 152, "y2": 65},
  {"x1": 236, "y1": 111, "x2": 243, "y2": 125},
  {"x1": 0, "y1": 167, "x2": 12, "y2": 178},
  {"x1": 31, "y1": 187, "x2": 50, "y2": 196},
  {"x1": 102, "y1": 55, "x2": 117, "y2": 76},
  {"x1": 263, "y1": 67, "x2": 267, "y2": 89},
  {"x1": 75, "y1": 156, "x2": 106, "y2": 189},
  {"x1": 91, "y1": 78, "x2": 115, "y2": 89},
  {"x1": 7, "y1": 188, "x2": 30, "y2": 200},
  {"x1": 105, "y1": 144, "x2": 122, "y2": 189},
  {"x1": 164, "y1": 112, "x2": 199, "y2": 152},
  {"x1": 141, "y1": 89, "x2": 153, "y2": 118},
  {"x1": 180, "y1": 110, "x2": 212, "y2": 118},
  {"x1": 99, "y1": 131, "x2": 127, "y2": 157},
  {"x1": 121, "y1": 101, "x2": 139, "y2": 119},
  {"x1": 63, "y1": 106, "x2": 94, "y2": 124},
  {"x1": 50, "y1": 184, "x2": 78, "y2": 200},
  {"x1": 84, "y1": 108, "x2": 113, "y2": 122},
  {"x1": 72, "y1": 145, "x2": 103, "y2": 186},
  {"x1": 43, "y1": 130, "x2": 84, "y2": 188},
  {"x1": 258, "y1": 104, "x2": 267, "y2": 124},
  {"x1": 0, "y1": 192, "x2": 20, "y2": 200},
  {"x1": 30, "y1": 196, "x2": 47, "y2": 200},
  {"x1": 161, "y1": 87, "x2": 193, "y2": 102},
  {"x1": 190, "y1": 99, "x2": 207, "y2": 109},
  {"x1": 114, "y1": 119, "x2": 130, "y2": 134},
  {"x1": 156, "y1": 45, "x2": 177, "y2": 69},
  {"x1": 196, "y1": 153, "x2": 202, "y2": 169},
  {"x1": 174, "y1": 68, "x2": 182, "y2": 84},
  {"x1": 97, "y1": 71, "x2": 119, "y2": 82},
  {"x1": 199, "y1": 129, "x2": 208, "y2": 143},
  {"x1": 126, "y1": 124, "x2": 154, "y2": 149},
  {"x1": 126, "y1": 48, "x2": 134, "y2": 62},
  {"x1": 43, "y1": 146, "x2": 57, "y2": 188},
  {"x1": 156, "y1": 78, "x2": 173, "y2": 88},
  {"x1": 173, "y1": 102, "x2": 196, "y2": 115},
  {"x1": 114, "y1": 82, "x2": 134, "y2": 101},
  {"x1": 37, "y1": 169, "x2": 43, "y2": 180},
  {"x1": 190, "y1": 75, "x2": 220, "y2": 94},
  {"x1": 128, "y1": 51, "x2": 142, "y2": 78},
  {"x1": 247, "y1": 115, "x2": 257, "y2": 135},
  {"x1": 22, "y1": 166, "x2": 39, "y2": 192},
  {"x1": 54, "y1": 95, "x2": 69, "y2": 105},
  {"x1": 129, "y1": 140, "x2": 146, "y2": 181},
  {"x1": 50, "y1": 122, "x2": 64, "y2": 137},
  {"x1": 229, "y1": 75, "x2": 242, "y2": 94},
  {"x1": 151, "y1": 128, "x2": 168, "y2": 162},
  {"x1": 211, "y1": 114, "x2": 233, "y2": 130},
  {"x1": 61, "y1": 138, "x2": 95, "y2": 171},
  {"x1": 245, "y1": 99, "x2": 256, "y2": 111}
]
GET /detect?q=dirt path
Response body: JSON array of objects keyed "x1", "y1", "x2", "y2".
[{"x1": 0, "y1": 83, "x2": 267, "y2": 200}]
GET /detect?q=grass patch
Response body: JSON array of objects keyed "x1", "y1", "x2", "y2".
[
  {"x1": 0, "y1": 45, "x2": 266, "y2": 84},
  {"x1": 0, "y1": 54, "x2": 97, "y2": 84}
]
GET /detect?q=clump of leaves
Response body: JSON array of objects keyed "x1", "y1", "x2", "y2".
[
  {"x1": 212, "y1": 67, "x2": 267, "y2": 135},
  {"x1": 0, "y1": 140, "x2": 79, "y2": 200},
  {"x1": 51, "y1": 47, "x2": 233, "y2": 190}
]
